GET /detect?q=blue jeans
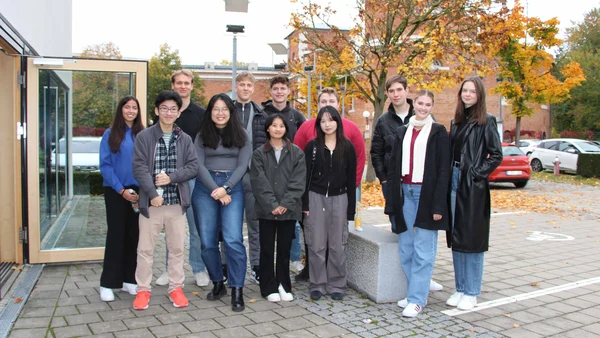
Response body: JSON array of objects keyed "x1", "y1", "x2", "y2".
[
  {"x1": 399, "y1": 184, "x2": 438, "y2": 306},
  {"x1": 192, "y1": 172, "x2": 247, "y2": 288},
  {"x1": 451, "y1": 167, "x2": 484, "y2": 296},
  {"x1": 290, "y1": 222, "x2": 301, "y2": 262},
  {"x1": 164, "y1": 178, "x2": 206, "y2": 273}
]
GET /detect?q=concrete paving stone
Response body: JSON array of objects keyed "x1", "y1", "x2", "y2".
[
  {"x1": 501, "y1": 327, "x2": 545, "y2": 338},
  {"x1": 8, "y1": 328, "x2": 48, "y2": 338},
  {"x1": 18, "y1": 306, "x2": 56, "y2": 318},
  {"x1": 190, "y1": 299, "x2": 228, "y2": 309},
  {"x1": 307, "y1": 323, "x2": 350, "y2": 338},
  {"x1": 31, "y1": 284, "x2": 63, "y2": 292},
  {"x1": 64, "y1": 275, "x2": 88, "y2": 283},
  {"x1": 36, "y1": 277, "x2": 67, "y2": 285},
  {"x1": 243, "y1": 309, "x2": 285, "y2": 323},
  {"x1": 149, "y1": 322, "x2": 191, "y2": 337},
  {"x1": 29, "y1": 289, "x2": 62, "y2": 299},
  {"x1": 187, "y1": 308, "x2": 226, "y2": 320},
  {"x1": 520, "y1": 322, "x2": 565, "y2": 336},
  {"x1": 155, "y1": 311, "x2": 195, "y2": 324},
  {"x1": 543, "y1": 302, "x2": 581, "y2": 314},
  {"x1": 89, "y1": 320, "x2": 129, "y2": 335},
  {"x1": 211, "y1": 326, "x2": 255, "y2": 338},
  {"x1": 273, "y1": 305, "x2": 312, "y2": 319},
  {"x1": 131, "y1": 304, "x2": 167, "y2": 317},
  {"x1": 50, "y1": 317, "x2": 67, "y2": 328},
  {"x1": 181, "y1": 319, "x2": 223, "y2": 333},
  {"x1": 214, "y1": 304, "x2": 256, "y2": 315},
  {"x1": 57, "y1": 296, "x2": 89, "y2": 306},
  {"x1": 65, "y1": 287, "x2": 98, "y2": 297},
  {"x1": 548, "y1": 328, "x2": 600, "y2": 338},
  {"x1": 65, "y1": 312, "x2": 102, "y2": 326},
  {"x1": 580, "y1": 306, "x2": 600, "y2": 319},
  {"x1": 581, "y1": 323, "x2": 600, "y2": 335},
  {"x1": 562, "y1": 297, "x2": 597, "y2": 309},
  {"x1": 23, "y1": 298, "x2": 58, "y2": 308},
  {"x1": 52, "y1": 323, "x2": 93, "y2": 337},
  {"x1": 76, "y1": 301, "x2": 111, "y2": 313},
  {"x1": 245, "y1": 321, "x2": 288, "y2": 336},
  {"x1": 213, "y1": 314, "x2": 254, "y2": 328},
  {"x1": 12, "y1": 316, "x2": 52, "y2": 329},
  {"x1": 505, "y1": 310, "x2": 546, "y2": 324},
  {"x1": 75, "y1": 281, "x2": 101, "y2": 288},
  {"x1": 98, "y1": 308, "x2": 136, "y2": 321},
  {"x1": 562, "y1": 312, "x2": 600, "y2": 325},
  {"x1": 123, "y1": 315, "x2": 162, "y2": 329},
  {"x1": 161, "y1": 301, "x2": 199, "y2": 313},
  {"x1": 178, "y1": 332, "x2": 218, "y2": 338},
  {"x1": 53, "y1": 305, "x2": 79, "y2": 316},
  {"x1": 245, "y1": 300, "x2": 283, "y2": 312},
  {"x1": 274, "y1": 317, "x2": 315, "y2": 331},
  {"x1": 108, "y1": 299, "x2": 135, "y2": 310},
  {"x1": 113, "y1": 328, "x2": 156, "y2": 338}
]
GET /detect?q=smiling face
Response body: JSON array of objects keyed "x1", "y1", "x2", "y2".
[
  {"x1": 414, "y1": 95, "x2": 433, "y2": 120},
  {"x1": 211, "y1": 99, "x2": 231, "y2": 128},
  {"x1": 461, "y1": 81, "x2": 478, "y2": 108},
  {"x1": 270, "y1": 83, "x2": 290, "y2": 105},
  {"x1": 235, "y1": 78, "x2": 254, "y2": 103},
  {"x1": 267, "y1": 117, "x2": 286, "y2": 141},
  {"x1": 319, "y1": 112, "x2": 338, "y2": 135},
  {"x1": 122, "y1": 99, "x2": 139, "y2": 126},
  {"x1": 171, "y1": 74, "x2": 193, "y2": 99},
  {"x1": 155, "y1": 100, "x2": 181, "y2": 127}
]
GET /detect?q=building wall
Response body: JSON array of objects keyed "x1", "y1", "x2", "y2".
[{"x1": 0, "y1": 0, "x2": 72, "y2": 57}]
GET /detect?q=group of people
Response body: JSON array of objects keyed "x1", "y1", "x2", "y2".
[{"x1": 97, "y1": 69, "x2": 502, "y2": 318}]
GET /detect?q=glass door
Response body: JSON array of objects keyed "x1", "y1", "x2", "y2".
[{"x1": 26, "y1": 58, "x2": 147, "y2": 263}]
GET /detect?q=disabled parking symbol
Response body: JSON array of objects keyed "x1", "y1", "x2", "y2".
[{"x1": 526, "y1": 231, "x2": 574, "y2": 241}]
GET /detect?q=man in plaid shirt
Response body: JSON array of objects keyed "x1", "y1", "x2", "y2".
[{"x1": 132, "y1": 90, "x2": 199, "y2": 310}]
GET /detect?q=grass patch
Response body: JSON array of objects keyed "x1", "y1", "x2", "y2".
[{"x1": 532, "y1": 171, "x2": 600, "y2": 186}]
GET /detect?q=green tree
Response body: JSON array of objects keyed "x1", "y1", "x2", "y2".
[
  {"x1": 147, "y1": 43, "x2": 206, "y2": 122},
  {"x1": 72, "y1": 42, "x2": 129, "y2": 131},
  {"x1": 220, "y1": 59, "x2": 248, "y2": 66},
  {"x1": 553, "y1": 8, "x2": 600, "y2": 134}
]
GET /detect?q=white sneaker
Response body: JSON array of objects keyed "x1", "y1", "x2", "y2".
[
  {"x1": 121, "y1": 283, "x2": 137, "y2": 295},
  {"x1": 155, "y1": 271, "x2": 168, "y2": 286},
  {"x1": 100, "y1": 287, "x2": 115, "y2": 302},
  {"x1": 194, "y1": 271, "x2": 210, "y2": 287},
  {"x1": 430, "y1": 280, "x2": 443, "y2": 291},
  {"x1": 457, "y1": 295, "x2": 477, "y2": 310},
  {"x1": 446, "y1": 292, "x2": 464, "y2": 306},
  {"x1": 267, "y1": 293, "x2": 281, "y2": 302},
  {"x1": 278, "y1": 284, "x2": 294, "y2": 302},
  {"x1": 397, "y1": 298, "x2": 408, "y2": 308},
  {"x1": 402, "y1": 303, "x2": 423, "y2": 317},
  {"x1": 290, "y1": 261, "x2": 304, "y2": 273}
]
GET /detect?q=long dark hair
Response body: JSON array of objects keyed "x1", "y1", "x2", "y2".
[
  {"x1": 314, "y1": 106, "x2": 350, "y2": 166},
  {"x1": 264, "y1": 113, "x2": 290, "y2": 142},
  {"x1": 199, "y1": 93, "x2": 247, "y2": 149},
  {"x1": 453, "y1": 76, "x2": 487, "y2": 125},
  {"x1": 109, "y1": 96, "x2": 143, "y2": 153}
]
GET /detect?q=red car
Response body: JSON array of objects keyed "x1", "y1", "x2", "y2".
[{"x1": 489, "y1": 143, "x2": 531, "y2": 188}]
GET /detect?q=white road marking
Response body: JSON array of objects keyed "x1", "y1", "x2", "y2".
[
  {"x1": 526, "y1": 231, "x2": 574, "y2": 241},
  {"x1": 442, "y1": 276, "x2": 600, "y2": 316}
]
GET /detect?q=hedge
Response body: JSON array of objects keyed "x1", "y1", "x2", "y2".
[
  {"x1": 576, "y1": 154, "x2": 600, "y2": 178},
  {"x1": 43, "y1": 171, "x2": 105, "y2": 195}
]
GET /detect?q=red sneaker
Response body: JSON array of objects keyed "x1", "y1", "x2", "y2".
[
  {"x1": 169, "y1": 287, "x2": 189, "y2": 308},
  {"x1": 133, "y1": 291, "x2": 150, "y2": 310}
]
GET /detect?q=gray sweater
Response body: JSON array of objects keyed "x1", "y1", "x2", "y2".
[{"x1": 195, "y1": 134, "x2": 251, "y2": 191}]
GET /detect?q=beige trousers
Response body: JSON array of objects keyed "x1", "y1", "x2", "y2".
[{"x1": 135, "y1": 204, "x2": 186, "y2": 293}]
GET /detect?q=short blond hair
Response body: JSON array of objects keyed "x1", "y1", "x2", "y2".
[
  {"x1": 171, "y1": 69, "x2": 194, "y2": 84},
  {"x1": 236, "y1": 71, "x2": 256, "y2": 84},
  {"x1": 317, "y1": 87, "x2": 339, "y2": 102}
]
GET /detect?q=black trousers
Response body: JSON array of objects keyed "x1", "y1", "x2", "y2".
[
  {"x1": 100, "y1": 187, "x2": 139, "y2": 288},
  {"x1": 259, "y1": 219, "x2": 295, "y2": 296}
]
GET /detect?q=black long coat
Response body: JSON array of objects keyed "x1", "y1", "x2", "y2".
[
  {"x1": 384, "y1": 123, "x2": 451, "y2": 234},
  {"x1": 449, "y1": 114, "x2": 503, "y2": 253}
]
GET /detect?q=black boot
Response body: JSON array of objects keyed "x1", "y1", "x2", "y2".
[
  {"x1": 231, "y1": 287, "x2": 245, "y2": 312},
  {"x1": 207, "y1": 281, "x2": 227, "y2": 301}
]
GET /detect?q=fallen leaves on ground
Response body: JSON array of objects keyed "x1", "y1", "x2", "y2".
[
  {"x1": 360, "y1": 182, "x2": 385, "y2": 208},
  {"x1": 13, "y1": 297, "x2": 23, "y2": 303},
  {"x1": 532, "y1": 171, "x2": 600, "y2": 186}
]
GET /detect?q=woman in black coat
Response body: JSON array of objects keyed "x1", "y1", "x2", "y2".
[
  {"x1": 446, "y1": 76, "x2": 503, "y2": 311},
  {"x1": 384, "y1": 90, "x2": 450, "y2": 318}
]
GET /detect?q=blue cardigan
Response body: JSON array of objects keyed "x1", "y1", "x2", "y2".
[{"x1": 100, "y1": 127, "x2": 139, "y2": 193}]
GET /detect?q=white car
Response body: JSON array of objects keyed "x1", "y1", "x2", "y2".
[
  {"x1": 51, "y1": 136, "x2": 102, "y2": 172},
  {"x1": 512, "y1": 139, "x2": 542, "y2": 156},
  {"x1": 529, "y1": 138, "x2": 600, "y2": 172}
]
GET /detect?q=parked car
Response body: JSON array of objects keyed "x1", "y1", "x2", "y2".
[
  {"x1": 489, "y1": 143, "x2": 531, "y2": 188},
  {"x1": 512, "y1": 139, "x2": 542, "y2": 156},
  {"x1": 529, "y1": 138, "x2": 600, "y2": 172},
  {"x1": 51, "y1": 136, "x2": 102, "y2": 172}
]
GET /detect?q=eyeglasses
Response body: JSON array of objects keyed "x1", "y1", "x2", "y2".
[
  {"x1": 212, "y1": 107, "x2": 230, "y2": 113},
  {"x1": 159, "y1": 106, "x2": 179, "y2": 113}
]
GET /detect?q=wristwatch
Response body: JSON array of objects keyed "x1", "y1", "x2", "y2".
[{"x1": 222, "y1": 184, "x2": 232, "y2": 194}]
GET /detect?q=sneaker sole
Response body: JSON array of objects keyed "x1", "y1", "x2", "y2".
[
  {"x1": 121, "y1": 288, "x2": 137, "y2": 295},
  {"x1": 169, "y1": 296, "x2": 188, "y2": 308},
  {"x1": 133, "y1": 304, "x2": 148, "y2": 310}
]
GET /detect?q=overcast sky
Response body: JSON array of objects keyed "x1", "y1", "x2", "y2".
[{"x1": 72, "y1": 0, "x2": 600, "y2": 67}]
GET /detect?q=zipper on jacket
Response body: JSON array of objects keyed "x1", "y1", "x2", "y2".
[{"x1": 325, "y1": 148, "x2": 333, "y2": 197}]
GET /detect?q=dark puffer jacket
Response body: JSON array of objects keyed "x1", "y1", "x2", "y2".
[
  {"x1": 235, "y1": 101, "x2": 268, "y2": 151},
  {"x1": 370, "y1": 99, "x2": 414, "y2": 182},
  {"x1": 261, "y1": 100, "x2": 306, "y2": 142}
]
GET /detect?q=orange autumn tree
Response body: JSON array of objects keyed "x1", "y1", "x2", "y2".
[
  {"x1": 493, "y1": 1, "x2": 585, "y2": 146},
  {"x1": 291, "y1": 0, "x2": 512, "y2": 181}
]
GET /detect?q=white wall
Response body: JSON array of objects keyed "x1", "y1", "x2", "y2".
[{"x1": 0, "y1": 0, "x2": 72, "y2": 57}]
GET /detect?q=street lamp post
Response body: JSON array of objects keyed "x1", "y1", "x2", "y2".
[
  {"x1": 304, "y1": 65, "x2": 314, "y2": 118},
  {"x1": 227, "y1": 24, "x2": 245, "y2": 100},
  {"x1": 362, "y1": 110, "x2": 371, "y2": 139}
]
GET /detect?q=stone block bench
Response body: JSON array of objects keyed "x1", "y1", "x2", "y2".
[{"x1": 346, "y1": 224, "x2": 407, "y2": 303}]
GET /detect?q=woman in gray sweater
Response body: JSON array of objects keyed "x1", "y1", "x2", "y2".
[
  {"x1": 250, "y1": 114, "x2": 306, "y2": 302},
  {"x1": 192, "y1": 93, "x2": 251, "y2": 312}
]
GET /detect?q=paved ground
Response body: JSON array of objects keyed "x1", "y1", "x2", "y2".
[{"x1": 6, "y1": 179, "x2": 600, "y2": 337}]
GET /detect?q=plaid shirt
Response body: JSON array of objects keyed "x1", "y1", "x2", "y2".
[{"x1": 154, "y1": 126, "x2": 181, "y2": 205}]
